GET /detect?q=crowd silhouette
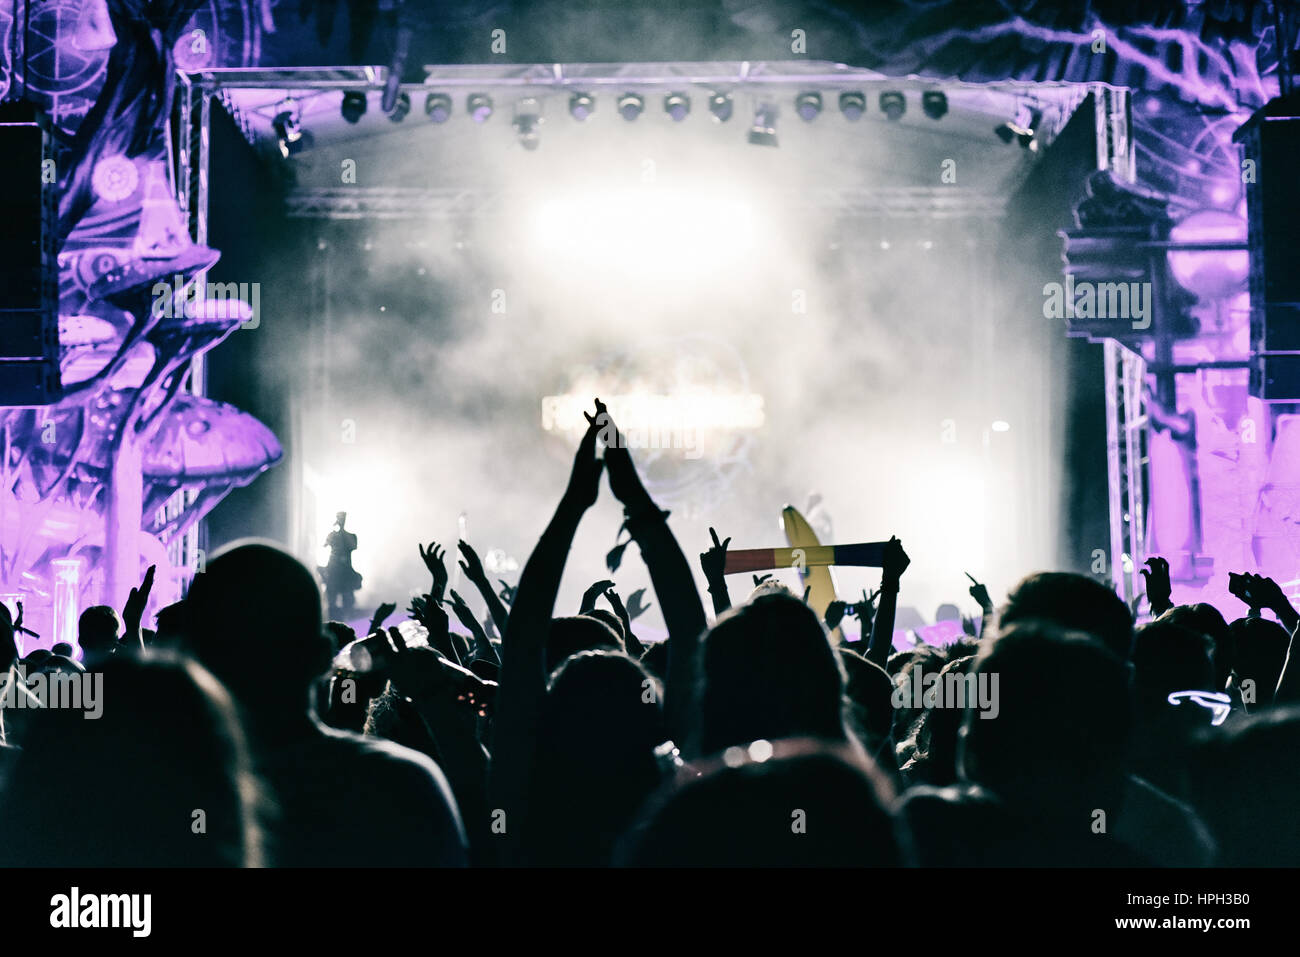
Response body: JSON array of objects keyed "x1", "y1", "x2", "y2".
[{"x1": 2, "y1": 399, "x2": 1298, "y2": 867}]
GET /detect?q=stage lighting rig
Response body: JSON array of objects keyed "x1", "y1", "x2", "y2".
[
  {"x1": 424, "y1": 93, "x2": 452, "y2": 122},
  {"x1": 341, "y1": 91, "x2": 367, "y2": 124},
  {"x1": 795, "y1": 92, "x2": 822, "y2": 121},
  {"x1": 273, "y1": 100, "x2": 307, "y2": 157},
  {"x1": 569, "y1": 92, "x2": 595, "y2": 120},
  {"x1": 708, "y1": 92, "x2": 733, "y2": 122},
  {"x1": 922, "y1": 91, "x2": 948, "y2": 119},
  {"x1": 747, "y1": 103, "x2": 778, "y2": 147},
  {"x1": 387, "y1": 91, "x2": 411, "y2": 123},
  {"x1": 838, "y1": 91, "x2": 866, "y2": 121},
  {"x1": 879, "y1": 90, "x2": 906, "y2": 121},
  {"x1": 467, "y1": 93, "x2": 493, "y2": 123},
  {"x1": 513, "y1": 97, "x2": 543, "y2": 149},
  {"x1": 664, "y1": 92, "x2": 691, "y2": 121},
  {"x1": 618, "y1": 93, "x2": 645, "y2": 121}
]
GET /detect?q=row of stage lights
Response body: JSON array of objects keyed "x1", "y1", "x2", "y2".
[{"x1": 276, "y1": 88, "x2": 1040, "y2": 154}]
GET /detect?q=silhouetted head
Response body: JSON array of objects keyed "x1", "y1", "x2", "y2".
[
  {"x1": 697, "y1": 593, "x2": 846, "y2": 758},
  {"x1": 1190, "y1": 707, "x2": 1300, "y2": 866},
  {"x1": 840, "y1": 648, "x2": 895, "y2": 763},
  {"x1": 911, "y1": 654, "x2": 978, "y2": 787},
  {"x1": 78, "y1": 605, "x2": 123, "y2": 661},
  {"x1": 152, "y1": 601, "x2": 191, "y2": 653},
  {"x1": 619, "y1": 739, "x2": 908, "y2": 866},
  {"x1": 1131, "y1": 620, "x2": 1215, "y2": 715},
  {"x1": 1160, "y1": 604, "x2": 1233, "y2": 690},
  {"x1": 1000, "y1": 572, "x2": 1133, "y2": 660},
  {"x1": 959, "y1": 620, "x2": 1132, "y2": 824},
  {"x1": 186, "y1": 541, "x2": 334, "y2": 714},
  {"x1": 50, "y1": 642, "x2": 74, "y2": 658},
  {"x1": 0, "y1": 653, "x2": 261, "y2": 866},
  {"x1": 1229, "y1": 616, "x2": 1289, "y2": 709},
  {"x1": 530, "y1": 650, "x2": 666, "y2": 865},
  {"x1": 581, "y1": 608, "x2": 625, "y2": 643},
  {"x1": 335, "y1": 512, "x2": 347, "y2": 528},
  {"x1": 546, "y1": 615, "x2": 621, "y2": 674}
]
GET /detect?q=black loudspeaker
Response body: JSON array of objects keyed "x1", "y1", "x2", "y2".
[
  {"x1": 0, "y1": 101, "x2": 60, "y2": 406},
  {"x1": 1236, "y1": 94, "x2": 1300, "y2": 401}
]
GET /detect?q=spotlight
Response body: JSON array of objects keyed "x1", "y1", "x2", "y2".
[
  {"x1": 921, "y1": 90, "x2": 947, "y2": 120},
  {"x1": 341, "y1": 91, "x2": 367, "y2": 124},
  {"x1": 795, "y1": 91, "x2": 822, "y2": 122},
  {"x1": 708, "y1": 92, "x2": 733, "y2": 122},
  {"x1": 387, "y1": 91, "x2": 410, "y2": 123},
  {"x1": 273, "y1": 101, "x2": 307, "y2": 157},
  {"x1": 467, "y1": 93, "x2": 493, "y2": 123},
  {"x1": 838, "y1": 91, "x2": 866, "y2": 121},
  {"x1": 879, "y1": 90, "x2": 906, "y2": 121},
  {"x1": 747, "y1": 103, "x2": 778, "y2": 147},
  {"x1": 569, "y1": 92, "x2": 595, "y2": 121},
  {"x1": 513, "y1": 97, "x2": 543, "y2": 150},
  {"x1": 617, "y1": 92, "x2": 644, "y2": 121},
  {"x1": 995, "y1": 109, "x2": 1040, "y2": 148},
  {"x1": 424, "y1": 92, "x2": 452, "y2": 123},
  {"x1": 664, "y1": 92, "x2": 690, "y2": 121}
]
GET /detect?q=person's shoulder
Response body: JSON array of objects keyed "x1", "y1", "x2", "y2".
[{"x1": 314, "y1": 723, "x2": 469, "y2": 864}]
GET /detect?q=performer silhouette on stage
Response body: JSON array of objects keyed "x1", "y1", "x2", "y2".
[{"x1": 321, "y1": 512, "x2": 362, "y2": 614}]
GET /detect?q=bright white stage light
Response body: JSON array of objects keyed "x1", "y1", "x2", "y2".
[{"x1": 531, "y1": 187, "x2": 761, "y2": 276}]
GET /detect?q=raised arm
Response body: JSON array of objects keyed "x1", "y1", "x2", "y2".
[
  {"x1": 598, "y1": 402, "x2": 708, "y2": 744},
  {"x1": 488, "y1": 406, "x2": 603, "y2": 861},
  {"x1": 457, "y1": 541, "x2": 510, "y2": 637},
  {"x1": 866, "y1": 538, "x2": 909, "y2": 669},
  {"x1": 700, "y1": 526, "x2": 732, "y2": 616}
]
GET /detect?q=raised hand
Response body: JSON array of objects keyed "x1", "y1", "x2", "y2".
[
  {"x1": 562, "y1": 402, "x2": 605, "y2": 512},
  {"x1": 752, "y1": 573, "x2": 773, "y2": 587},
  {"x1": 448, "y1": 589, "x2": 488, "y2": 645},
  {"x1": 419, "y1": 542, "x2": 450, "y2": 602},
  {"x1": 457, "y1": 541, "x2": 488, "y2": 586},
  {"x1": 603, "y1": 585, "x2": 646, "y2": 657},
  {"x1": 368, "y1": 601, "x2": 397, "y2": 636},
  {"x1": 700, "y1": 527, "x2": 731, "y2": 583},
  {"x1": 497, "y1": 579, "x2": 517, "y2": 605},
  {"x1": 825, "y1": 600, "x2": 847, "y2": 631},
  {"x1": 1231, "y1": 573, "x2": 1299, "y2": 631},
  {"x1": 580, "y1": 578, "x2": 617, "y2": 614},
  {"x1": 594, "y1": 399, "x2": 655, "y2": 514},
  {"x1": 123, "y1": 564, "x2": 156, "y2": 648},
  {"x1": 965, "y1": 571, "x2": 993, "y2": 614},
  {"x1": 882, "y1": 537, "x2": 910, "y2": 586},
  {"x1": 1140, "y1": 556, "x2": 1172, "y2": 616}
]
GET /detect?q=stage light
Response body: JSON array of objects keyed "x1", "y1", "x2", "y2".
[
  {"x1": 795, "y1": 92, "x2": 822, "y2": 122},
  {"x1": 513, "y1": 97, "x2": 543, "y2": 150},
  {"x1": 838, "y1": 91, "x2": 866, "y2": 121},
  {"x1": 922, "y1": 90, "x2": 948, "y2": 119},
  {"x1": 273, "y1": 100, "x2": 307, "y2": 157},
  {"x1": 708, "y1": 92, "x2": 733, "y2": 122},
  {"x1": 569, "y1": 92, "x2": 595, "y2": 121},
  {"x1": 387, "y1": 91, "x2": 410, "y2": 123},
  {"x1": 747, "y1": 104, "x2": 778, "y2": 147},
  {"x1": 991, "y1": 420, "x2": 1010, "y2": 432},
  {"x1": 341, "y1": 91, "x2": 367, "y2": 124},
  {"x1": 467, "y1": 93, "x2": 493, "y2": 123},
  {"x1": 879, "y1": 90, "x2": 906, "y2": 121},
  {"x1": 995, "y1": 109, "x2": 1040, "y2": 148},
  {"x1": 618, "y1": 93, "x2": 644, "y2": 121},
  {"x1": 424, "y1": 92, "x2": 452, "y2": 122},
  {"x1": 664, "y1": 92, "x2": 691, "y2": 121}
]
